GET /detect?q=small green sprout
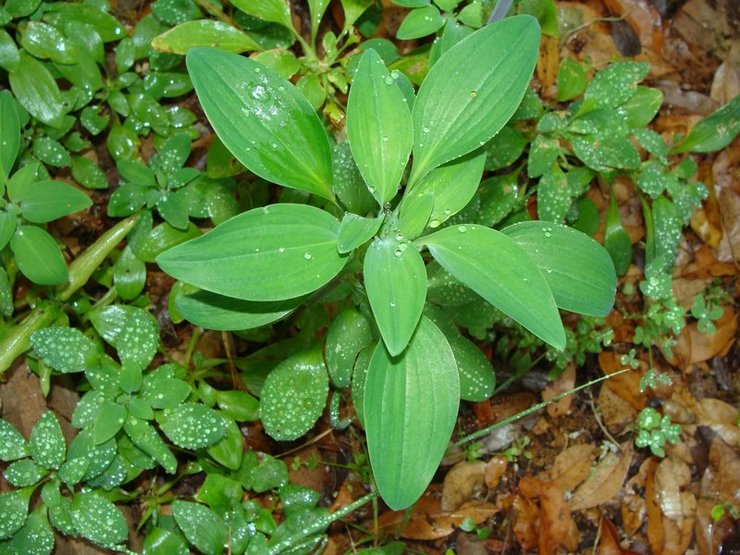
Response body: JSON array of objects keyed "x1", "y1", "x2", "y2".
[{"x1": 634, "y1": 407, "x2": 681, "y2": 457}]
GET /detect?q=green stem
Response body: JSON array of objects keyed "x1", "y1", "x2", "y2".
[
  {"x1": 0, "y1": 301, "x2": 62, "y2": 375},
  {"x1": 266, "y1": 492, "x2": 377, "y2": 554},
  {"x1": 57, "y1": 215, "x2": 137, "y2": 302}
]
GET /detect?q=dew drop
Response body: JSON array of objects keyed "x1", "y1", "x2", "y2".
[
  {"x1": 429, "y1": 219, "x2": 441, "y2": 228},
  {"x1": 304, "y1": 252, "x2": 313, "y2": 260},
  {"x1": 458, "y1": 225, "x2": 467, "y2": 233}
]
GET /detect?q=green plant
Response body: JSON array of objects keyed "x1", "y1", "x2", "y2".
[
  {"x1": 634, "y1": 406, "x2": 681, "y2": 457},
  {"x1": 156, "y1": 15, "x2": 617, "y2": 510}
]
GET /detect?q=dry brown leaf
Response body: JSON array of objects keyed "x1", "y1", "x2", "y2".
[
  {"x1": 570, "y1": 442, "x2": 634, "y2": 511},
  {"x1": 599, "y1": 380, "x2": 639, "y2": 434},
  {"x1": 545, "y1": 444, "x2": 598, "y2": 493},
  {"x1": 484, "y1": 456, "x2": 507, "y2": 489},
  {"x1": 621, "y1": 493, "x2": 647, "y2": 536},
  {"x1": 537, "y1": 35, "x2": 559, "y2": 99},
  {"x1": 694, "y1": 498, "x2": 736, "y2": 555},
  {"x1": 602, "y1": 0, "x2": 663, "y2": 51},
  {"x1": 441, "y1": 461, "x2": 486, "y2": 511},
  {"x1": 542, "y1": 364, "x2": 576, "y2": 417},
  {"x1": 655, "y1": 458, "x2": 691, "y2": 522},
  {"x1": 712, "y1": 142, "x2": 740, "y2": 263},
  {"x1": 695, "y1": 399, "x2": 740, "y2": 447},
  {"x1": 512, "y1": 493, "x2": 540, "y2": 551},
  {"x1": 598, "y1": 516, "x2": 641, "y2": 555},
  {"x1": 673, "y1": 306, "x2": 737, "y2": 366},
  {"x1": 519, "y1": 478, "x2": 580, "y2": 555},
  {"x1": 598, "y1": 352, "x2": 647, "y2": 410},
  {"x1": 701, "y1": 436, "x2": 740, "y2": 505}
]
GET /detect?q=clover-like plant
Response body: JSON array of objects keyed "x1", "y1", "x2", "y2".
[{"x1": 157, "y1": 15, "x2": 617, "y2": 509}]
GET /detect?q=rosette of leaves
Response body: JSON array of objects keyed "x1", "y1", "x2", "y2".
[
  {"x1": 29, "y1": 305, "x2": 229, "y2": 480},
  {"x1": 0, "y1": 413, "x2": 130, "y2": 553},
  {"x1": 0, "y1": 91, "x2": 91, "y2": 295},
  {"x1": 157, "y1": 16, "x2": 617, "y2": 510}
]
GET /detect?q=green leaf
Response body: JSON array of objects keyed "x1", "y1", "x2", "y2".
[
  {"x1": 0, "y1": 29, "x2": 21, "y2": 72},
  {"x1": 483, "y1": 125, "x2": 527, "y2": 171},
  {"x1": 31, "y1": 327, "x2": 99, "y2": 374},
  {"x1": 364, "y1": 316, "x2": 459, "y2": 509},
  {"x1": 230, "y1": 0, "x2": 293, "y2": 29},
  {"x1": 195, "y1": 473, "x2": 243, "y2": 514},
  {"x1": 14, "y1": 180, "x2": 90, "y2": 223},
  {"x1": 340, "y1": 0, "x2": 375, "y2": 29},
  {"x1": 337, "y1": 213, "x2": 384, "y2": 253},
  {"x1": 502, "y1": 221, "x2": 616, "y2": 316},
  {"x1": 186, "y1": 48, "x2": 334, "y2": 200},
  {"x1": 308, "y1": 0, "x2": 330, "y2": 43},
  {"x1": 397, "y1": 191, "x2": 433, "y2": 239},
  {"x1": 107, "y1": 123, "x2": 140, "y2": 163},
  {"x1": 582, "y1": 61, "x2": 648, "y2": 112},
  {"x1": 571, "y1": 135, "x2": 640, "y2": 172},
  {"x1": 556, "y1": 57, "x2": 586, "y2": 101},
  {"x1": 114, "y1": 245, "x2": 146, "y2": 300},
  {"x1": 622, "y1": 86, "x2": 663, "y2": 129},
  {"x1": 11, "y1": 506, "x2": 54, "y2": 555},
  {"x1": 0, "y1": 420, "x2": 29, "y2": 462},
  {"x1": 325, "y1": 307, "x2": 374, "y2": 388},
  {"x1": 93, "y1": 401, "x2": 127, "y2": 444},
  {"x1": 21, "y1": 22, "x2": 78, "y2": 65},
  {"x1": 410, "y1": 15, "x2": 540, "y2": 183},
  {"x1": 29, "y1": 412, "x2": 66, "y2": 470},
  {"x1": 0, "y1": 210, "x2": 18, "y2": 251},
  {"x1": 172, "y1": 501, "x2": 228, "y2": 555},
  {"x1": 397, "y1": 6, "x2": 444, "y2": 40},
  {"x1": 672, "y1": 95, "x2": 740, "y2": 154},
  {"x1": 153, "y1": 20, "x2": 262, "y2": 54},
  {"x1": 9, "y1": 52, "x2": 65, "y2": 127},
  {"x1": 158, "y1": 204, "x2": 347, "y2": 301},
  {"x1": 143, "y1": 378, "x2": 192, "y2": 409},
  {"x1": 537, "y1": 165, "x2": 571, "y2": 223},
  {"x1": 89, "y1": 305, "x2": 159, "y2": 370},
  {"x1": 260, "y1": 346, "x2": 329, "y2": 441},
  {"x1": 11, "y1": 225, "x2": 67, "y2": 285},
  {"x1": 0, "y1": 490, "x2": 30, "y2": 540},
  {"x1": 364, "y1": 237, "x2": 427, "y2": 356},
  {"x1": 160, "y1": 403, "x2": 226, "y2": 449},
  {"x1": 446, "y1": 333, "x2": 495, "y2": 402},
  {"x1": 604, "y1": 194, "x2": 632, "y2": 275},
  {"x1": 215, "y1": 390, "x2": 259, "y2": 422},
  {"x1": 123, "y1": 416, "x2": 177, "y2": 474},
  {"x1": 70, "y1": 491, "x2": 127, "y2": 548},
  {"x1": 408, "y1": 150, "x2": 486, "y2": 229},
  {"x1": 420, "y1": 224, "x2": 565, "y2": 349},
  {"x1": 71, "y1": 156, "x2": 109, "y2": 189},
  {"x1": 0, "y1": 91, "x2": 20, "y2": 178},
  {"x1": 478, "y1": 172, "x2": 519, "y2": 227},
  {"x1": 44, "y1": 3, "x2": 125, "y2": 42},
  {"x1": 518, "y1": 0, "x2": 558, "y2": 36},
  {"x1": 347, "y1": 49, "x2": 412, "y2": 204},
  {"x1": 332, "y1": 141, "x2": 376, "y2": 215},
  {"x1": 143, "y1": 527, "x2": 189, "y2": 555},
  {"x1": 206, "y1": 417, "x2": 243, "y2": 470},
  {"x1": 4, "y1": 459, "x2": 47, "y2": 487}
]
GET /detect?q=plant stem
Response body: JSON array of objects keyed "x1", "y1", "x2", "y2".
[{"x1": 0, "y1": 301, "x2": 62, "y2": 375}]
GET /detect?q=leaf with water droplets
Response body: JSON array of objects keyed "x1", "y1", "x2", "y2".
[
  {"x1": 187, "y1": 48, "x2": 333, "y2": 200},
  {"x1": 172, "y1": 500, "x2": 228, "y2": 555},
  {"x1": 10, "y1": 226, "x2": 68, "y2": 286},
  {"x1": 0, "y1": 420, "x2": 29, "y2": 462},
  {"x1": 10, "y1": 505, "x2": 54, "y2": 555},
  {"x1": 160, "y1": 403, "x2": 226, "y2": 450},
  {"x1": 29, "y1": 412, "x2": 66, "y2": 470},
  {"x1": 364, "y1": 316, "x2": 459, "y2": 510},
  {"x1": 4, "y1": 459, "x2": 47, "y2": 487},
  {"x1": 364, "y1": 237, "x2": 427, "y2": 356},
  {"x1": 337, "y1": 212, "x2": 384, "y2": 253},
  {"x1": 229, "y1": 0, "x2": 293, "y2": 29},
  {"x1": 31, "y1": 327, "x2": 100, "y2": 374},
  {"x1": 503, "y1": 221, "x2": 616, "y2": 316},
  {"x1": 604, "y1": 194, "x2": 632, "y2": 276},
  {"x1": 123, "y1": 415, "x2": 177, "y2": 474},
  {"x1": 89, "y1": 305, "x2": 159, "y2": 370},
  {"x1": 672, "y1": 95, "x2": 739, "y2": 154},
  {"x1": 347, "y1": 48, "x2": 412, "y2": 204},
  {"x1": 537, "y1": 164, "x2": 571, "y2": 223},
  {"x1": 396, "y1": 5, "x2": 444, "y2": 40},
  {"x1": 447, "y1": 333, "x2": 495, "y2": 402},
  {"x1": 419, "y1": 224, "x2": 565, "y2": 349},
  {"x1": 325, "y1": 307, "x2": 374, "y2": 388},
  {"x1": 152, "y1": 19, "x2": 262, "y2": 54},
  {"x1": 0, "y1": 490, "x2": 30, "y2": 540},
  {"x1": 581, "y1": 61, "x2": 648, "y2": 112},
  {"x1": 158, "y1": 204, "x2": 348, "y2": 301},
  {"x1": 0, "y1": 91, "x2": 20, "y2": 179},
  {"x1": 260, "y1": 346, "x2": 329, "y2": 441},
  {"x1": 410, "y1": 15, "x2": 540, "y2": 183},
  {"x1": 93, "y1": 401, "x2": 127, "y2": 445},
  {"x1": 70, "y1": 491, "x2": 127, "y2": 548}
]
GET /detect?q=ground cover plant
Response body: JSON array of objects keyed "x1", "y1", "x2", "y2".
[{"x1": 0, "y1": 0, "x2": 738, "y2": 553}]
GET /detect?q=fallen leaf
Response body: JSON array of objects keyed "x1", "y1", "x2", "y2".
[
  {"x1": 655, "y1": 458, "x2": 691, "y2": 522},
  {"x1": 537, "y1": 35, "x2": 560, "y2": 99},
  {"x1": 570, "y1": 442, "x2": 633, "y2": 511},
  {"x1": 602, "y1": 0, "x2": 663, "y2": 51},
  {"x1": 621, "y1": 493, "x2": 647, "y2": 536},
  {"x1": 695, "y1": 399, "x2": 740, "y2": 447},
  {"x1": 599, "y1": 380, "x2": 639, "y2": 434},
  {"x1": 519, "y1": 478, "x2": 580, "y2": 554},
  {"x1": 542, "y1": 364, "x2": 576, "y2": 417},
  {"x1": 701, "y1": 435, "x2": 740, "y2": 505},
  {"x1": 598, "y1": 352, "x2": 648, "y2": 410},
  {"x1": 598, "y1": 515, "x2": 640, "y2": 555},
  {"x1": 441, "y1": 461, "x2": 487, "y2": 511},
  {"x1": 545, "y1": 444, "x2": 598, "y2": 493},
  {"x1": 712, "y1": 143, "x2": 740, "y2": 264},
  {"x1": 673, "y1": 306, "x2": 737, "y2": 366},
  {"x1": 512, "y1": 493, "x2": 540, "y2": 551},
  {"x1": 484, "y1": 456, "x2": 507, "y2": 489}
]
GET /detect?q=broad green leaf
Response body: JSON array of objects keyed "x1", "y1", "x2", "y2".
[
  {"x1": 478, "y1": 172, "x2": 520, "y2": 227},
  {"x1": 397, "y1": 6, "x2": 444, "y2": 40},
  {"x1": 70, "y1": 491, "x2": 127, "y2": 548},
  {"x1": 426, "y1": 261, "x2": 479, "y2": 307},
  {"x1": 176, "y1": 290, "x2": 301, "y2": 331},
  {"x1": 152, "y1": 20, "x2": 262, "y2": 54},
  {"x1": 537, "y1": 165, "x2": 570, "y2": 223},
  {"x1": 29, "y1": 412, "x2": 66, "y2": 470},
  {"x1": 0, "y1": 267, "x2": 11, "y2": 317},
  {"x1": 0, "y1": 211, "x2": 18, "y2": 251},
  {"x1": 186, "y1": 48, "x2": 334, "y2": 200},
  {"x1": 337, "y1": 213, "x2": 384, "y2": 253},
  {"x1": 57, "y1": 457, "x2": 90, "y2": 487},
  {"x1": 0, "y1": 30, "x2": 21, "y2": 72},
  {"x1": 410, "y1": 16, "x2": 540, "y2": 184},
  {"x1": 230, "y1": 0, "x2": 293, "y2": 29},
  {"x1": 351, "y1": 344, "x2": 374, "y2": 426},
  {"x1": 195, "y1": 473, "x2": 243, "y2": 514},
  {"x1": 11, "y1": 225, "x2": 68, "y2": 285},
  {"x1": 347, "y1": 49, "x2": 412, "y2": 204},
  {"x1": 11, "y1": 506, "x2": 54, "y2": 555},
  {"x1": 114, "y1": 245, "x2": 146, "y2": 300},
  {"x1": 260, "y1": 346, "x2": 329, "y2": 441},
  {"x1": 332, "y1": 141, "x2": 378, "y2": 215},
  {"x1": 622, "y1": 86, "x2": 663, "y2": 129},
  {"x1": 503, "y1": 221, "x2": 616, "y2": 316},
  {"x1": 420, "y1": 224, "x2": 565, "y2": 349},
  {"x1": 215, "y1": 391, "x2": 259, "y2": 422},
  {"x1": 518, "y1": 0, "x2": 558, "y2": 36},
  {"x1": 21, "y1": 22, "x2": 78, "y2": 64},
  {"x1": 72, "y1": 156, "x2": 109, "y2": 190},
  {"x1": 123, "y1": 416, "x2": 177, "y2": 474},
  {"x1": 556, "y1": 57, "x2": 586, "y2": 101},
  {"x1": 397, "y1": 191, "x2": 433, "y2": 239},
  {"x1": 4, "y1": 459, "x2": 47, "y2": 487},
  {"x1": 137, "y1": 222, "x2": 201, "y2": 262},
  {"x1": 0, "y1": 420, "x2": 29, "y2": 462},
  {"x1": 44, "y1": 3, "x2": 125, "y2": 42},
  {"x1": 364, "y1": 237, "x2": 427, "y2": 356},
  {"x1": 0, "y1": 490, "x2": 30, "y2": 540},
  {"x1": 142, "y1": 378, "x2": 192, "y2": 409},
  {"x1": 13, "y1": 181, "x2": 91, "y2": 223},
  {"x1": 408, "y1": 150, "x2": 486, "y2": 229},
  {"x1": 158, "y1": 204, "x2": 348, "y2": 301},
  {"x1": 143, "y1": 527, "x2": 189, "y2": 555},
  {"x1": 31, "y1": 137, "x2": 71, "y2": 168},
  {"x1": 172, "y1": 501, "x2": 228, "y2": 555},
  {"x1": 364, "y1": 317, "x2": 459, "y2": 509},
  {"x1": 582, "y1": 61, "x2": 648, "y2": 112},
  {"x1": 340, "y1": 0, "x2": 375, "y2": 29},
  {"x1": 325, "y1": 307, "x2": 374, "y2": 388},
  {"x1": 446, "y1": 333, "x2": 495, "y2": 402},
  {"x1": 107, "y1": 123, "x2": 140, "y2": 163},
  {"x1": 71, "y1": 392, "x2": 105, "y2": 430},
  {"x1": 160, "y1": 403, "x2": 226, "y2": 449},
  {"x1": 9, "y1": 52, "x2": 65, "y2": 127},
  {"x1": 89, "y1": 305, "x2": 159, "y2": 370},
  {"x1": 483, "y1": 125, "x2": 527, "y2": 171},
  {"x1": 308, "y1": 0, "x2": 330, "y2": 43},
  {"x1": 31, "y1": 327, "x2": 99, "y2": 374},
  {"x1": 93, "y1": 401, "x2": 126, "y2": 444},
  {"x1": 0, "y1": 91, "x2": 20, "y2": 178},
  {"x1": 206, "y1": 417, "x2": 244, "y2": 470},
  {"x1": 604, "y1": 194, "x2": 632, "y2": 275},
  {"x1": 672, "y1": 95, "x2": 740, "y2": 153},
  {"x1": 571, "y1": 135, "x2": 640, "y2": 172}
]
